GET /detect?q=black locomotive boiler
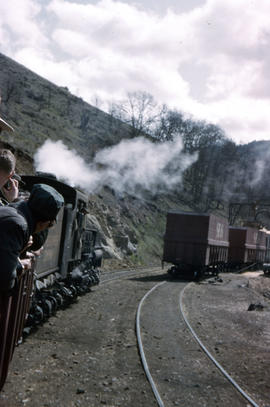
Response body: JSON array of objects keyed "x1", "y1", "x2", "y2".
[{"x1": 21, "y1": 173, "x2": 103, "y2": 326}]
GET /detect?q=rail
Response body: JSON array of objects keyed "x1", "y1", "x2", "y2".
[{"x1": 179, "y1": 284, "x2": 260, "y2": 407}]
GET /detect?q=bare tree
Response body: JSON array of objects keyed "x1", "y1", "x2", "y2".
[
  {"x1": 154, "y1": 109, "x2": 187, "y2": 141},
  {"x1": 109, "y1": 91, "x2": 166, "y2": 137}
]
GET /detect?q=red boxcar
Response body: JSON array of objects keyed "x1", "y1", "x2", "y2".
[
  {"x1": 256, "y1": 230, "x2": 266, "y2": 263},
  {"x1": 228, "y1": 226, "x2": 266, "y2": 269},
  {"x1": 163, "y1": 211, "x2": 229, "y2": 278},
  {"x1": 265, "y1": 232, "x2": 270, "y2": 263},
  {"x1": 263, "y1": 232, "x2": 270, "y2": 274}
]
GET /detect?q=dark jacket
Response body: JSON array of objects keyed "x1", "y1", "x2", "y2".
[
  {"x1": 0, "y1": 200, "x2": 34, "y2": 292},
  {"x1": 0, "y1": 190, "x2": 9, "y2": 206}
]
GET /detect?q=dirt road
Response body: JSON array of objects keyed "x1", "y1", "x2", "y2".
[{"x1": 0, "y1": 269, "x2": 269, "y2": 407}]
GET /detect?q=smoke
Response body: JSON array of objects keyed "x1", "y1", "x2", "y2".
[
  {"x1": 216, "y1": 144, "x2": 270, "y2": 203},
  {"x1": 34, "y1": 137, "x2": 197, "y2": 196},
  {"x1": 249, "y1": 159, "x2": 265, "y2": 187}
]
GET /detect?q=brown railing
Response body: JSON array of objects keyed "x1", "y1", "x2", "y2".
[{"x1": 0, "y1": 267, "x2": 34, "y2": 391}]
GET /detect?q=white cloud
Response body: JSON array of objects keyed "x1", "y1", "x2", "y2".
[
  {"x1": 52, "y1": 29, "x2": 91, "y2": 59},
  {"x1": 0, "y1": 0, "x2": 270, "y2": 144},
  {"x1": 0, "y1": 0, "x2": 48, "y2": 52}
]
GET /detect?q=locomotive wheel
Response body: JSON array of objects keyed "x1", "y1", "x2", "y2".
[
  {"x1": 33, "y1": 305, "x2": 44, "y2": 326},
  {"x1": 43, "y1": 299, "x2": 54, "y2": 318},
  {"x1": 53, "y1": 291, "x2": 64, "y2": 308}
]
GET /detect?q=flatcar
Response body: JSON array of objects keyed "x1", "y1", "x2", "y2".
[
  {"x1": 0, "y1": 173, "x2": 103, "y2": 390},
  {"x1": 163, "y1": 211, "x2": 229, "y2": 280}
]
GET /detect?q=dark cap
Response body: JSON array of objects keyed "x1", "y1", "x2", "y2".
[{"x1": 28, "y1": 183, "x2": 64, "y2": 221}]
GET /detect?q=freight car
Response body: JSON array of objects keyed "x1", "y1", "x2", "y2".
[
  {"x1": 163, "y1": 211, "x2": 229, "y2": 280},
  {"x1": 256, "y1": 230, "x2": 267, "y2": 264},
  {"x1": 262, "y1": 232, "x2": 270, "y2": 275},
  {"x1": 0, "y1": 173, "x2": 103, "y2": 390},
  {"x1": 228, "y1": 226, "x2": 266, "y2": 271}
]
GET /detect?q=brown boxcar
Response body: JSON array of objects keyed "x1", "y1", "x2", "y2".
[
  {"x1": 265, "y1": 232, "x2": 270, "y2": 262},
  {"x1": 263, "y1": 232, "x2": 270, "y2": 274},
  {"x1": 163, "y1": 211, "x2": 229, "y2": 278},
  {"x1": 256, "y1": 230, "x2": 266, "y2": 263},
  {"x1": 228, "y1": 226, "x2": 259, "y2": 266}
]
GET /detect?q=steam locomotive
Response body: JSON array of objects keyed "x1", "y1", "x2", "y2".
[
  {"x1": 163, "y1": 210, "x2": 269, "y2": 280},
  {"x1": 21, "y1": 173, "x2": 103, "y2": 326},
  {"x1": 0, "y1": 173, "x2": 103, "y2": 390}
]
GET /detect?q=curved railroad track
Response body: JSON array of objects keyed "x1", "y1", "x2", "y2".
[
  {"x1": 100, "y1": 266, "x2": 162, "y2": 284},
  {"x1": 136, "y1": 279, "x2": 261, "y2": 407}
]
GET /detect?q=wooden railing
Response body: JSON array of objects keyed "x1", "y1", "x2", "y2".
[{"x1": 0, "y1": 267, "x2": 34, "y2": 391}]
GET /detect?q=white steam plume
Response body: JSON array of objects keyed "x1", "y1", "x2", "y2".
[{"x1": 34, "y1": 137, "x2": 198, "y2": 196}]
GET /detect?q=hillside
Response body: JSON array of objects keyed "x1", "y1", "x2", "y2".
[
  {"x1": 0, "y1": 53, "x2": 188, "y2": 268},
  {"x1": 0, "y1": 53, "x2": 139, "y2": 159},
  {"x1": 2, "y1": 53, "x2": 269, "y2": 267}
]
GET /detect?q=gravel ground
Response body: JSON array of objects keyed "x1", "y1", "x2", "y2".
[
  {"x1": 139, "y1": 279, "x2": 247, "y2": 406},
  {"x1": 0, "y1": 269, "x2": 270, "y2": 407},
  {"x1": 182, "y1": 271, "x2": 270, "y2": 407}
]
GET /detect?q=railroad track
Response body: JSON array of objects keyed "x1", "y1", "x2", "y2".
[
  {"x1": 100, "y1": 266, "x2": 163, "y2": 284},
  {"x1": 136, "y1": 280, "x2": 260, "y2": 407},
  {"x1": 2, "y1": 267, "x2": 265, "y2": 407}
]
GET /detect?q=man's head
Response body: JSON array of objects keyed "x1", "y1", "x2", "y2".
[
  {"x1": 0, "y1": 149, "x2": 16, "y2": 188},
  {"x1": 27, "y1": 183, "x2": 65, "y2": 233}
]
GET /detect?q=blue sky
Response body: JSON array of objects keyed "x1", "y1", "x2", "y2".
[{"x1": 0, "y1": 0, "x2": 270, "y2": 144}]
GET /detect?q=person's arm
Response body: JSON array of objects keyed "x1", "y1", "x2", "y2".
[
  {"x1": 0, "y1": 250, "x2": 20, "y2": 292},
  {"x1": 0, "y1": 219, "x2": 27, "y2": 292}
]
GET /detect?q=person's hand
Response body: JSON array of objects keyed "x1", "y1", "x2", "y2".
[
  {"x1": 31, "y1": 246, "x2": 44, "y2": 257},
  {"x1": 21, "y1": 235, "x2": 34, "y2": 254},
  {"x1": 19, "y1": 257, "x2": 33, "y2": 271},
  {"x1": 18, "y1": 253, "x2": 34, "y2": 276},
  {"x1": 1, "y1": 177, "x2": 19, "y2": 202}
]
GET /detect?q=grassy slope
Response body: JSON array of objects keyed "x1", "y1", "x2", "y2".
[{"x1": 0, "y1": 53, "x2": 192, "y2": 268}]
